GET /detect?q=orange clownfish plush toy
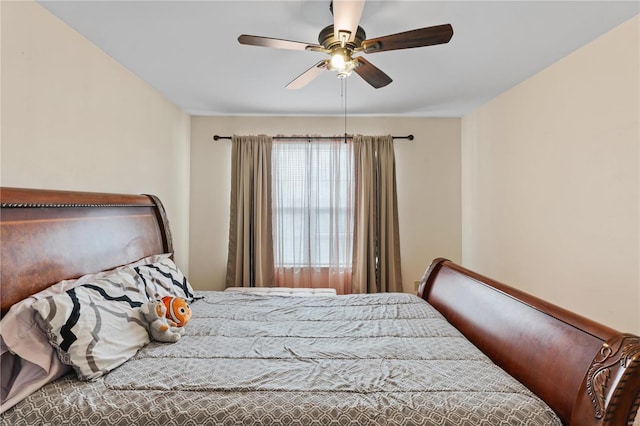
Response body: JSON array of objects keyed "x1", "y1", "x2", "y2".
[{"x1": 161, "y1": 296, "x2": 192, "y2": 328}]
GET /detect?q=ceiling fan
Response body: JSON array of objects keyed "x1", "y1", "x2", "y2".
[{"x1": 238, "y1": 0, "x2": 453, "y2": 89}]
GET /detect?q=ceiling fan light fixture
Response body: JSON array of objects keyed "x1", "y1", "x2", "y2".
[
  {"x1": 329, "y1": 48, "x2": 355, "y2": 78},
  {"x1": 330, "y1": 49, "x2": 347, "y2": 69},
  {"x1": 336, "y1": 61, "x2": 356, "y2": 79}
]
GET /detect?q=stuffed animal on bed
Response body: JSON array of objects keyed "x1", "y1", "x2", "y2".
[
  {"x1": 140, "y1": 300, "x2": 183, "y2": 343},
  {"x1": 161, "y1": 296, "x2": 192, "y2": 328}
]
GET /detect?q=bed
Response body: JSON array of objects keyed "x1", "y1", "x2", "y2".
[{"x1": 0, "y1": 187, "x2": 638, "y2": 426}]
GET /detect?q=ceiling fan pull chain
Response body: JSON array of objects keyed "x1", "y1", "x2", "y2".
[{"x1": 344, "y1": 77, "x2": 348, "y2": 144}]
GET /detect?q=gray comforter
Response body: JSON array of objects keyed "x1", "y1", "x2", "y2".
[{"x1": 3, "y1": 292, "x2": 562, "y2": 425}]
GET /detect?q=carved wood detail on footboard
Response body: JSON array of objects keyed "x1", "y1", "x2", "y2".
[
  {"x1": 419, "y1": 258, "x2": 640, "y2": 426},
  {"x1": 576, "y1": 334, "x2": 640, "y2": 426}
]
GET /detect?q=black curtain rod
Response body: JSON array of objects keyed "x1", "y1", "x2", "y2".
[{"x1": 213, "y1": 134, "x2": 414, "y2": 141}]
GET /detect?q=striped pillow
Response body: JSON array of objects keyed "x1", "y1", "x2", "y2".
[
  {"x1": 133, "y1": 258, "x2": 195, "y2": 301},
  {"x1": 32, "y1": 268, "x2": 150, "y2": 380}
]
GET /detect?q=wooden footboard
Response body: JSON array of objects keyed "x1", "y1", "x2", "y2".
[{"x1": 419, "y1": 258, "x2": 640, "y2": 426}]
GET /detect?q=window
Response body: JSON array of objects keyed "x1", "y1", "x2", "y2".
[{"x1": 272, "y1": 140, "x2": 354, "y2": 269}]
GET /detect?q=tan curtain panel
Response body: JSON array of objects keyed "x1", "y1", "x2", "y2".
[
  {"x1": 225, "y1": 135, "x2": 275, "y2": 288},
  {"x1": 352, "y1": 135, "x2": 403, "y2": 293}
]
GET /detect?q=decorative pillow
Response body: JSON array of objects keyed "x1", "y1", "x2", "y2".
[
  {"x1": 31, "y1": 268, "x2": 150, "y2": 381},
  {"x1": 133, "y1": 258, "x2": 195, "y2": 302}
]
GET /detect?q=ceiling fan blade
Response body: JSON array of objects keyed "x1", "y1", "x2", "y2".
[
  {"x1": 353, "y1": 57, "x2": 392, "y2": 89},
  {"x1": 361, "y1": 24, "x2": 453, "y2": 53},
  {"x1": 286, "y1": 61, "x2": 329, "y2": 89},
  {"x1": 238, "y1": 35, "x2": 326, "y2": 52},
  {"x1": 333, "y1": 0, "x2": 366, "y2": 43}
]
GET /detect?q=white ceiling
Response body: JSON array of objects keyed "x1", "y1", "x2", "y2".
[{"x1": 37, "y1": 1, "x2": 638, "y2": 117}]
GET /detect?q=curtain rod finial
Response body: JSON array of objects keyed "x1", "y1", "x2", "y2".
[{"x1": 408, "y1": 135, "x2": 414, "y2": 141}]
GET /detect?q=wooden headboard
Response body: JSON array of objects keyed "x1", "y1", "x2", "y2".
[
  {"x1": 419, "y1": 258, "x2": 639, "y2": 426},
  {"x1": 0, "y1": 187, "x2": 172, "y2": 316}
]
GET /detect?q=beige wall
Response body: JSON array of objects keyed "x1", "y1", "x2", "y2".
[
  {"x1": 189, "y1": 116, "x2": 461, "y2": 292},
  {"x1": 1, "y1": 1, "x2": 191, "y2": 270},
  {"x1": 461, "y1": 16, "x2": 639, "y2": 334}
]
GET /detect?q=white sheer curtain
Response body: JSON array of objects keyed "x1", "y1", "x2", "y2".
[{"x1": 272, "y1": 138, "x2": 354, "y2": 294}]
